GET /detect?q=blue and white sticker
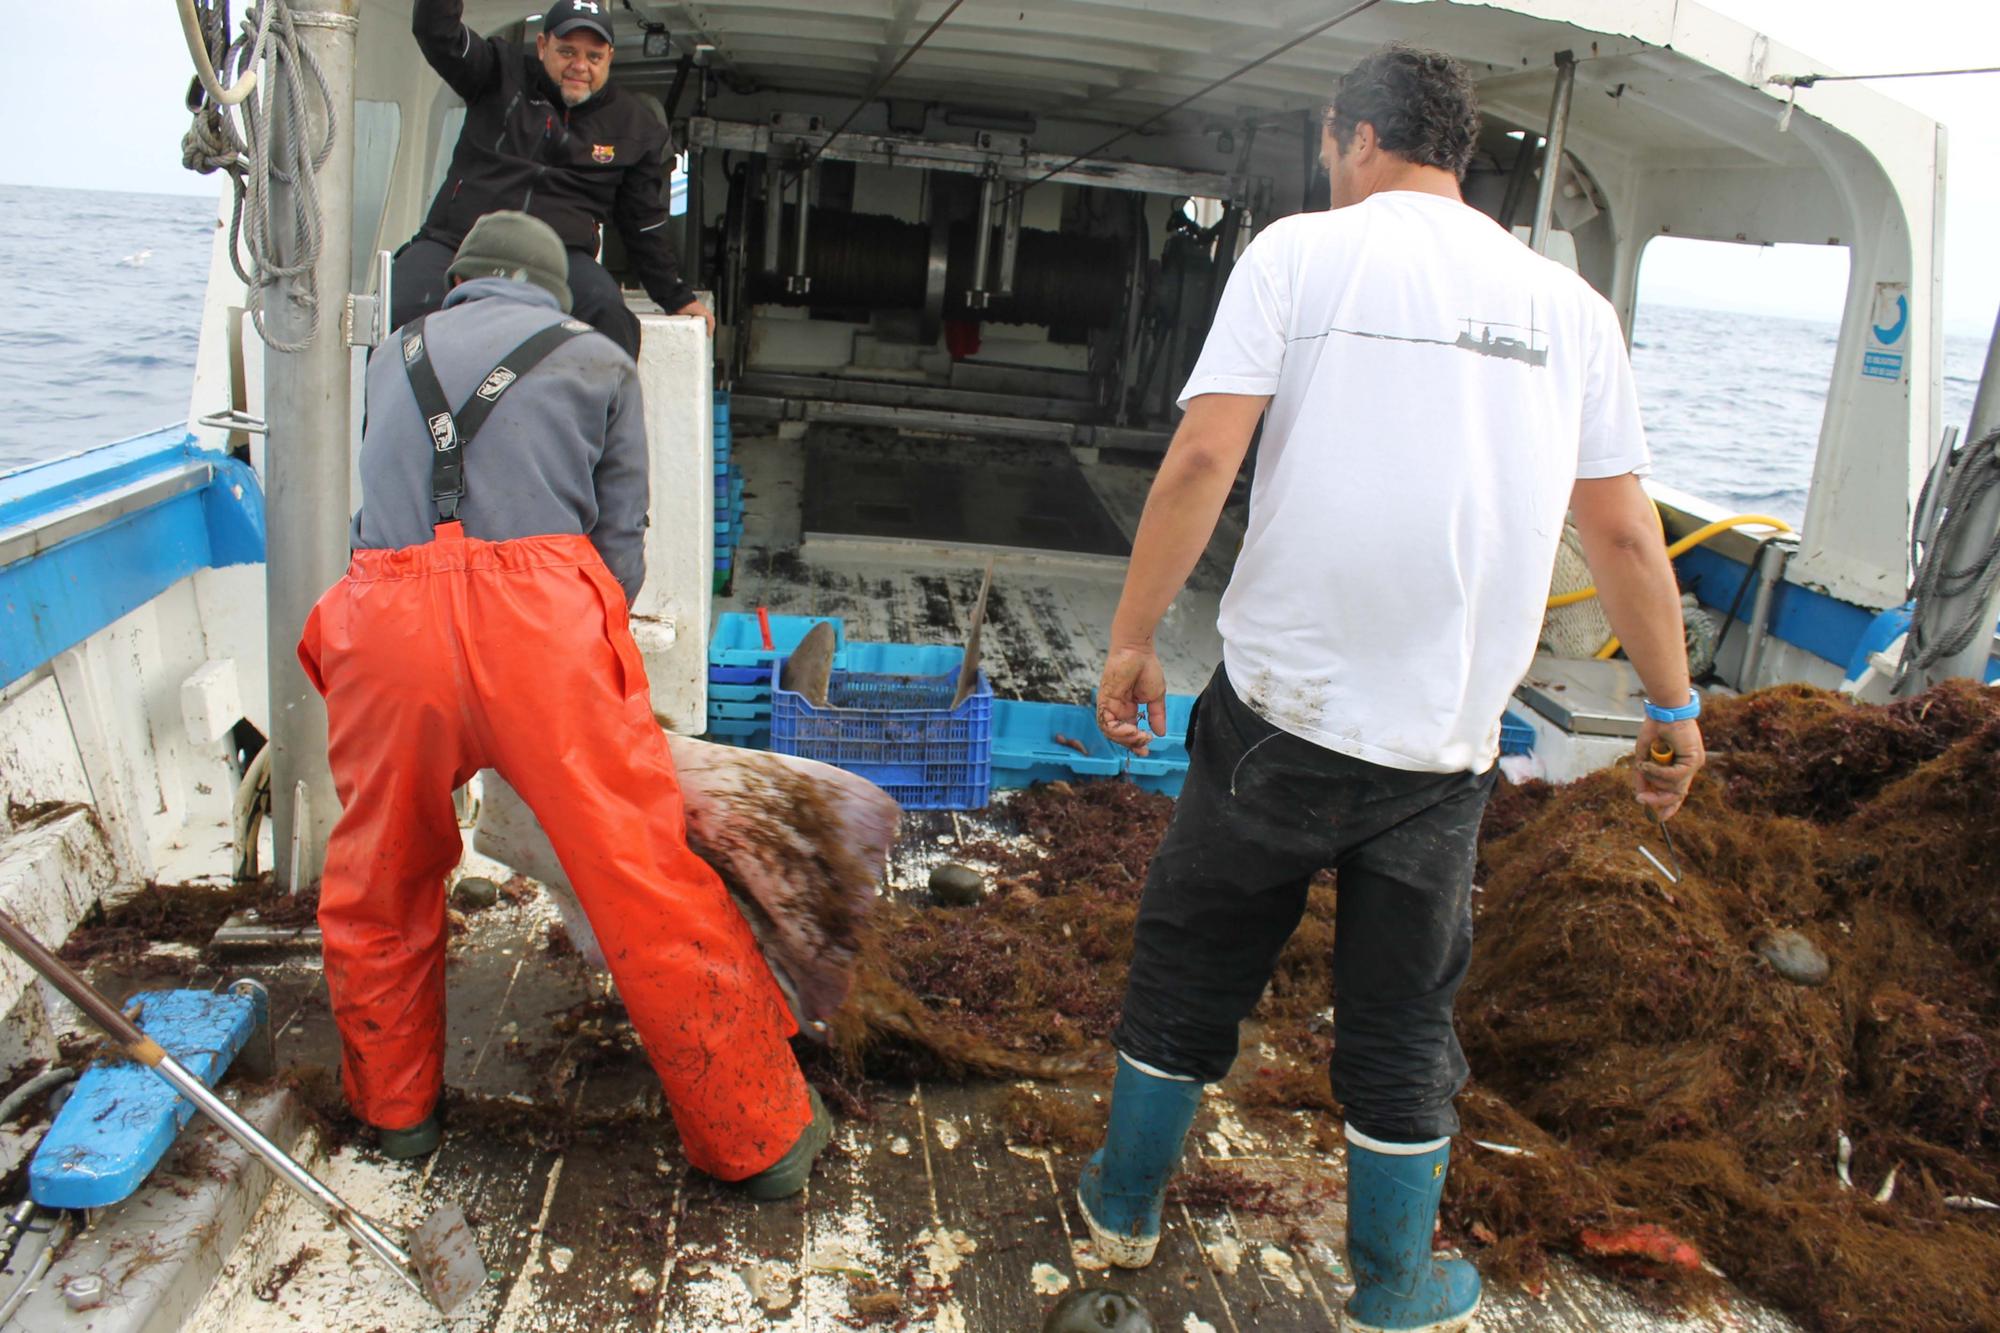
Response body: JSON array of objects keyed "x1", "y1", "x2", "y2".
[{"x1": 1862, "y1": 283, "x2": 1907, "y2": 382}]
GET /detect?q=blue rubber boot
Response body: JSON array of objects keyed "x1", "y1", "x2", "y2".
[
  {"x1": 1343, "y1": 1132, "x2": 1481, "y2": 1333},
  {"x1": 1076, "y1": 1054, "x2": 1203, "y2": 1268}
]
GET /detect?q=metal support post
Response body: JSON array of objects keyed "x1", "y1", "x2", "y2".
[
  {"x1": 1969, "y1": 304, "x2": 2000, "y2": 444},
  {"x1": 1897, "y1": 304, "x2": 2000, "y2": 691},
  {"x1": 683, "y1": 146, "x2": 705, "y2": 291},
  {"x1": 1205, "y1": 204, "x2": 1243, "y2": 330},
  {"x1": 787, "y1": 158, "x2": 814, "y2": 295},
  {"x1": 263, "y1": 1, "x2": 357, "y2": 894},
  {"x1": 1114, "y1": 196, "x2": 1147, "y2": 426},
  {"x1": 967, "y1": 172, "x2": 997, "y2": 310},
  {"x1": 1498, "y1": 132, "x2": 1540, "y2": 230},
  {"x1": 1528, "y1": 51, "x2": 1576, "y2": 255},
  {"x1": 682, "y1": 46, "x2": 711, "y2": 291},
  {"x1": 761, "y1": 156, "x2": 783, "y2": 275},
  {"x1": 995, "y1": 189, "x2": 1024, "y2": 297},
  {"x1": 1740, "y1": 540, "x2": 1795, "y2": 689}
]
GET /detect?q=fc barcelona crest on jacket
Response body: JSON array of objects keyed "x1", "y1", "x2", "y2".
[{"x1": 591, "y1": 143, "x2": 615, "y2": 163}]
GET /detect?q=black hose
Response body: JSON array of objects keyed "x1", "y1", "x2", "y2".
[{"x1": 1707, "y1": 533, "x2": 1789, "y2": 680}]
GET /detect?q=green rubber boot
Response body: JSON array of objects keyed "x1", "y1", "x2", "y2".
[
  {"x1": 742, "y1": 1088, "x2": 834, "y2": 1201},
  {"x1": 376, "y1": 1111, "x2": 443, "y2": 1162}
]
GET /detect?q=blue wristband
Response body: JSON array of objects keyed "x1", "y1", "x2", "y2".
[{"x1": 1643, "y1": 691, "x2": 1701, "y2": 724}]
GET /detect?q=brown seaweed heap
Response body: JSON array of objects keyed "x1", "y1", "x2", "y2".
[{"x1": 840, "y1": 683, "x2": 2000, "y2": 1333}]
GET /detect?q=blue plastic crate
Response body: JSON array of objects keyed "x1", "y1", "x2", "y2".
[
  {"x1": 992, "y1": 701, "x2": 1123, "y2": 787},
  {"x1": 708, "y1": 699, "x2": 772, "y2": 721},
  {"x1": 707, "y1": 680, "x2": 770, "y2": 703},
  {"x1": 702, "y1": 719, "x2": 769, "y2": 749},
  {"x1": 1500, "y1": 710, "x2": 1536, "y2": 757},
  {"x1": 836, "y1": 642, "x2": 964, "y2": 675},
  {"x1": 994, "y1": 696, "x2": 1194, "y2": 796},
  {"x1": 709, "y1": 613, "x2": 847, "y2": 669},
  {"x1": 770, "y1": 651, "x2": 993, "y2": 810}
]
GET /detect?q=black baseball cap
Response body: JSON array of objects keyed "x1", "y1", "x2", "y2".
[{"x1": 543, "y1": 0, "x2": 614, "y2": 44}]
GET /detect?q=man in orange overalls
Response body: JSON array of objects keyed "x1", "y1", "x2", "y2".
[{"x1": 299, "y1": 211, "x2": 829, "y2": 1195}]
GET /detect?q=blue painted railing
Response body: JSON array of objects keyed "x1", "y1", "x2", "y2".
[{"x1": 0, "y1": 426, "x2": 265, "y2": 688}]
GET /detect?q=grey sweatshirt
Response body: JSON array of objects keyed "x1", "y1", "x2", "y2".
[{"x1": 352, "y1": 277, "x2": 649, "y2": 602}]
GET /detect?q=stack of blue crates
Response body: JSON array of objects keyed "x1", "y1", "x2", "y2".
[
  {"x1": 713, "y1": 391, "x2": 745, "y2": 593},
  {"x1": 705, "y1": 612, "x2": 846, "y2": 749}
]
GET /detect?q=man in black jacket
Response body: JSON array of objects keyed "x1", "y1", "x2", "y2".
[{"x1": 392, "y1": 0, "x2": 711, "y2": 356}]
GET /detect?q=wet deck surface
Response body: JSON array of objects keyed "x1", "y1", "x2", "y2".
[
  {"x1": 86, "y1": 855, "x2": 1795, "y2": 1333},
  {"x1": 717, "y1": 426, "x2": 1236, "y2": 703}
]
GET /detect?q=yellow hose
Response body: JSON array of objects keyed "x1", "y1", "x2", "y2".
[{"x1": 1548, "y1": 513, "x2": 1795, "y2": 611}]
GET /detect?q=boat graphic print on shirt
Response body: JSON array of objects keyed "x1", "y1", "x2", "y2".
[{"x1": 1287, "y1": 310, "x2": 1551, "y2": 368}]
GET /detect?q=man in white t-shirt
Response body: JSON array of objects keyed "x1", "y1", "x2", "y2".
[{"x1": 1075, "y1": 47, "x2": 1704, "y2": 1333}]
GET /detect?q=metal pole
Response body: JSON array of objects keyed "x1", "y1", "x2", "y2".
[
  {"x1": 968, "y1": 171, "x2": 997, "y2": 309},
  {"x1": 1905, "y1": 304, "x2": 2000, "y2": 688},
  {"x1": 1528, "y1": 51, "x2": 1576, "y2": 255},
  {"x1": 1205, "y1": 204, "x2": 1243, "y2": 331},
  {"x1": 1497, "y1": 132, "x2": 1540, "y2": 231},
  {"x1": 761, "y1": 156, "x2": 783, "y2": 275},
  {"x1": 1968, "y1": 302, "x2": 2000, "y2": 443},
  {"x1": 1115, "y1": 197, "x2": 1147, "y2": 425},
  {"x1": 995, "y1": 189, "x2": 1024, "y2": 297},
  {"x1": 787, "y1": 159, "x2": 814, "y2": 295},
  {"x1": 1740, "y1": 541, "x2": 1794, "y2": 689},
  {"x1": 682, "y1": 52, "x2": 710, "y2": 292},
  {"x1": 683, "y1": 146, "x2": 705, "y2": 292},
  {"x1": 263, "y1": 1, "x2": 356, "y2": 894}
]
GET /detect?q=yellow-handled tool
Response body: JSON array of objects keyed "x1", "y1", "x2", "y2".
[{"x1": 1638, "y1": 739, "x2": 1684, "y2": 884}]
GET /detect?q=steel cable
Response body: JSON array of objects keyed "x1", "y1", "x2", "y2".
[{"x1": 1899, "y1": 427, "x2": 2000, "y2": 681}]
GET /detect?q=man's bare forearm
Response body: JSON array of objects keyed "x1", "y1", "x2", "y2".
[
  {"x1": 1109, "y1": 395, "x2": 1266, "y2": 647},
  {"x1": 1571, "y1": 475, "x2": 1691, "y2": 707}
]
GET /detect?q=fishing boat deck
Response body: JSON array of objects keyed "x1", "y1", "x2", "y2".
[
  {"x1": 44, "y1": 825, "x2": 1796, "y2": 1333},
  {"x1": 6, "y1": 428, "x2": 1798, "y2": 1331}
]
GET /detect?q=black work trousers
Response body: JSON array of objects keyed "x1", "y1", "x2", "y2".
[
  {"x1": 1113, "y1": 666, "x2": 1496, "y2": 1143},
  {"x1": 391, "y1": 236, "x2": 642, "y2": 358}
]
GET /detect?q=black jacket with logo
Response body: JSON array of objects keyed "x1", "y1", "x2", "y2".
[{"x1": 412, "y1": 0, "x2": 695, "y2": 315}]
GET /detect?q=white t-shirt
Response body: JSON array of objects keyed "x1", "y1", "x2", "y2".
[{"x1": 1181, "y1": 190, "x2": 1649, "y2": 773}]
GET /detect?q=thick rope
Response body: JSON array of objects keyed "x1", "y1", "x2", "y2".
[
  {"x1": 1899, "y1": 427, "x2": 2000, "y2": 682},
  {"x1": 180, "y1": 0, "x2": 338, "y2": 354}
]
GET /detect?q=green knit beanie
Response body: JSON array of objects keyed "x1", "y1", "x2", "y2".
[{"x1": 447, "y1": 211, "x2": 574, "y2": 312}]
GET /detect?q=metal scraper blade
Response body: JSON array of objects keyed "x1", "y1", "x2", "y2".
[{"x1": 410, "y1": 1200, "x2": 488, "y2": 1314}]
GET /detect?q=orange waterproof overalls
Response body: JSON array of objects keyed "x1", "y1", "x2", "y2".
[{"x1": 297, "y1": 316, "x2": 811, "y2": 1180}]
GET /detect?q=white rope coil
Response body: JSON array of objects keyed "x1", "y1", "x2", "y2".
[{"x1": 180, "y1": 1, "x2": 339, "y2": 354}]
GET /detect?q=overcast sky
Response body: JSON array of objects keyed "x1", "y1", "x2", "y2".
[{"x1": 5, "y1": 0, "x2": 1995, "y2": 335}]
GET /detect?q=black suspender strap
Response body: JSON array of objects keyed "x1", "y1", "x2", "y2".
[
  {"x1": 398, "y1": 318, "x2": 462, "y2": 519},
  {"x1": 399, "y1": 314, "x2": 596, "y2": 523}
]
